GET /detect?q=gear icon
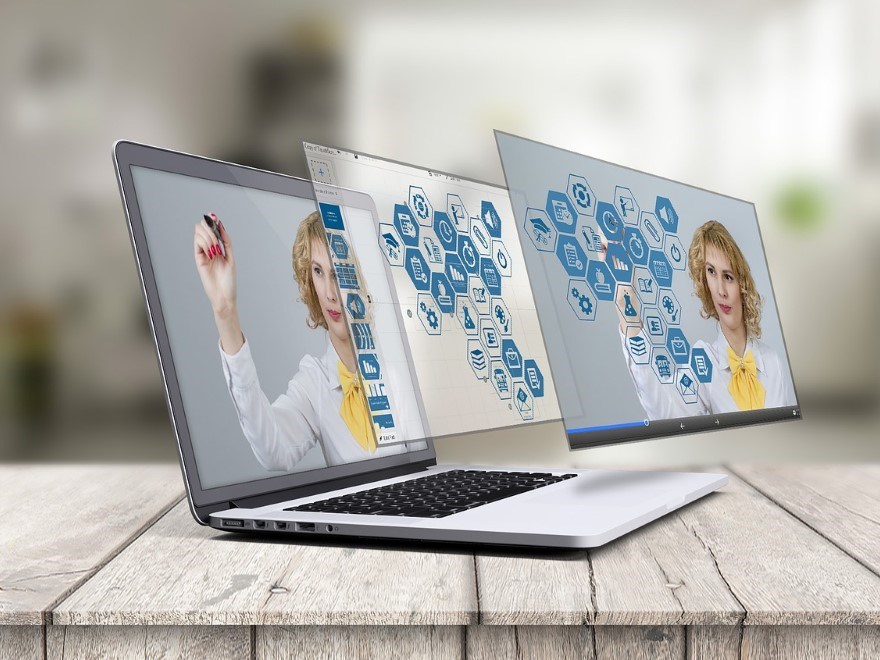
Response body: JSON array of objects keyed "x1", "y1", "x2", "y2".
[
  {"x1": 425, "y1": 308, "x2": 438, "y2": 330},
  {"x1": 571, "y1": 182, "x2": 590, "y2": 209},
  {"x1": 412, "y1": 194, "x2": 429, "y2": 219},
  {"x1": 578, "y1": 294, "x2": 593, "y2": 316},
  {"x1": 571, "y1": 286, "x2": 580, "y2": 298}
]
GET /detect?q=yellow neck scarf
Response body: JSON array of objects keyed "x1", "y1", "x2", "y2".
[
  {"x1": 727, "y1": 346, "x2": 765, "y2": 411},
  {"x1": 337, "y1": 361, "x2": 376, "y2": 453}
]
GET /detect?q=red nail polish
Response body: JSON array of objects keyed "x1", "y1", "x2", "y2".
[
  {"x1": 210, "y1": 212, "x2": 217, "y2": 219},
  {"x1": 212, "y1": 245, "x2": 218, "y2": 256}
]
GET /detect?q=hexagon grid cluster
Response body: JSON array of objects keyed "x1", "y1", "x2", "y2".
[
  {"x1": 521, "y1": 176, "x2": 712, "y2": 405},
  {"x1": 378, "y1": 187, "x2": 545, "y2": 420}
]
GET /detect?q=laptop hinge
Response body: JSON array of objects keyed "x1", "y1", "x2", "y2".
[{"x1": 224, "y1": 460, "x2": 433, "y2": 511}]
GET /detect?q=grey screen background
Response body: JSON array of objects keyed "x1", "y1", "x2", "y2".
[
  {"x1": 496, "y1": 133, "x2": 798, "y2": 432},
  {"x1": 132, "y1": 166, "x2": 330, "y2": 488}
]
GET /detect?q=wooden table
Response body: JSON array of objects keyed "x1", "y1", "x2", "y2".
[{"x1": 2, "y1": 464, "x2": 879, "y2": 659}]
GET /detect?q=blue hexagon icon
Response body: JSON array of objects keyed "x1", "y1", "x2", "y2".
[
  {"x1": 378, "y1": 223, "x2": 404, "y2": 267},
  {"x1": 596, "y1": 201, "x2": 624, "y2": 242},
  {"x1": 417, "y1": 293, "x2": 441, "y2": 335},
  {"x1": 491, "y1": 297, "x2": 512, "y2": 336},
  {"x1": 658, "y1": 288, "x2": 681, "y2": 325},
  {"x1": 467, "y1": 338, "x2": 489, "y2": 380},
  {"x1": 513, "y1": 380, "x2": 535, "y2": 420},
  {"x1": 546, "y1": 190, "x2": 578, "y2": 234},
  {"x1": 408, "y1": 185, "x2": 433, "y2": 227},
  {"x1": 624, "y1": 327, "x2": 651, "y2": 365},
  {"x1": 641, "y1": 306, "x2": 667, "y2": 345},
  {"x1": 579, "y1": 223, "x2": 604, "y2": 254},
  {"x1": 606, "y1": 242, "x2": 633, "y2": 282},
  {"x1": 404, "y1": 247, "x2": 430, "y2": 291},
  {"x1": 358, "y1": 353, "x2": 382, "y2": 380},
  {"x1": 430, "y1": 271, "x2": 456, "y2": 314},
  {"x1": 615, "y1": 283, "x2": 641, "y2": 326},
  {"x1": 633, "y1": 266, "x2": 658, "y2": 305},
  {"x1": 479, "y1": 317, "x2": 502, "y2": 358},
  {"x1": 393, "y1": 203, "x2": 419, "y2": 248},
  {"x1": 666, "y1": 328, "x2": 691, "y2": 365},
  {"x1": 623, "y1": 226, "x2": 649, "y2": 267},
  {"x1": 648, "y1": 249, "x2": 673, "y2": 288},
  {"x1": 586, "y1": 259, "x2": 615, "y2": 302},
  {"x1": 613, "y1": 186, "x2": 640, "y2": 226},
  {"x1": 523, "y1": 208, "x2": 557, "y2": 252},
  {"x1": 567, "y1": 174, "x2": 596, "y2": 217},
  {"x1": 651, "y1": 347, "x2": 675, "y2": 384},
  {"x1": 447, "y1": 194, "x2": 470, "y2": 233},
  {"x1": 492, "y1": 240, "x2": 512, "y2": 278},
  {"x1": 501, "y1": 339, "x2": 523, "y2": 378},
  {"x1": 419, "y1": 228, "x2": 444, "y2": 266},
  {"x1": 480, "y1": 200, "x2": 502, "y2": 239},
  {"x1": 433, "y1": 211, "x2": 457, "y2": 252},
  {"x1": 346, "y1": 293, "x2": 366, "y2": 320},
  {"x1": 690, "y1": 347, "x2": 713, "y2": 384},
  {"x1": 639, "y1": 210, "x2": 664, "y2": 249},
  {"x1": 523, "y1": 359, "x2": 545, "y2": 397},
  {"x1": 469, "y1": 217, "x2": 492, "y2": 257},
  {"x1": 468, "y1": 275, "x2": 490, "y2": 316},
  {"x1": 479, "y1": 256, "x2": 502, "y2": 297},
  {"x1": 444, "y1": 253, "x2": 468, "y2": 295},
  {"x1": 455, "y1": 296, "x2": 479, "y2": 335},
  {"x1": 490, "y1": 360, "x2": 512, "y2": 400},
  {"x1": 457, "y1": 234, "x2": 480, "y2": 275},
  {"x1": 556, "y1": 235, "x2": 587, "y2": 277},
  {"x1": 567, "y1": 278, "x2": 597, "y2": 321},
  {"x1": 655, "y1": 196, "x2": 679, "y2": 234},
  {"x1": 663, "y1": 234, "x2": 687, "y2": 271},
  {"x1": 675, "y1": 366, "x2": 699, "y2": 404}
]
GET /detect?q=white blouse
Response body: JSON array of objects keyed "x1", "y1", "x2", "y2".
[
  {"x1": 620, "y1": 324, "x2": 797, "y2": 420},
  {"x1": 219, "y1": 335, "x2": 427, "y2": 471}
]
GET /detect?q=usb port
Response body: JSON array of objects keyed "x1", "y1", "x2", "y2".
[
  {"x1": 223, "y1": 519, "x2": 244, "y2": 528},
  {"x1": 253, "y1": 520, "x2": 266, "y2": 529},
  {"x1": 296, "y1": 522, "x2": 316, "y2": 532},
  {"x1": 275, "y1": 521, "x2": 288, "y2": 530}
]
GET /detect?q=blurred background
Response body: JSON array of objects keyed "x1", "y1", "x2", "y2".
[{"x1": 1, "y1": 0, "x2": 877, "y2": 468}]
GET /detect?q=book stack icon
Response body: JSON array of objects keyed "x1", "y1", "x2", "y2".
[{"x1": 629, "y1": 336, "x2": 647, "y2": 356}]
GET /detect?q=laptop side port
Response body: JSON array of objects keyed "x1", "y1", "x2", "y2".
[
  {"x1": 254, "y1": 520, "x2": 266, "y2": 529},
  {"x1": 296, "y1": 522, "x2": 316, "y2": 532},
  {"x1": 275, "y1": 521, "x2": 288, "y2": 530},
  {"x1": 223, "y1": 519, "x2": 244, "y2": 528}
]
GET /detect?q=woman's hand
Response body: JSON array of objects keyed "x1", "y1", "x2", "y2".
[
  {"x1": 194, "y1": 214, "x2": 236, "y2": 319},
  {"x1": 194, "y1": 214, "x2": 244, "y2": 354}
]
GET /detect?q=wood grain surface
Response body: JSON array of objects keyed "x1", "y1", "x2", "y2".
[
  {"x1": 53, "y1": 500, "x2": 477, "y2": 626},
  {"x1": 0, "y1": 464, "x2": 183, "y2": 625}
]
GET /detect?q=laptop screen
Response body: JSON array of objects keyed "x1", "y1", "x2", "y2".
[
  {"x1": 303, "y1": 143, "x2": 563, "y2": 438},
  {"x1": 495, "y1": 132, "x2": 801, "y2": 449},
  {"x1": 127, "y1": 160, "x2": 428, "y2": 492}
]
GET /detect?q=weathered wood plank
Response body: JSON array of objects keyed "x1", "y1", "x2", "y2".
[
  {"x1": 475, "y1": 550, "x2": 594, "y2": 625},
  {"x1": 730, "y1": 464, "x2": 880, "y2": 575},
  {"x1": 256, "y1": 625, "x2": 461, "y2": 659},
  {"x1": 688, "y1": 625, "x2": 742, "y2": 660},
  {"x1": 0, "y1": 464, "x2": 183, "y2": 625},
  {"x1": 742, "y1": 625, "x2": 880, "y2": 660},
  {"x1": 594, "y1": 626, "x2": 685, "y2": 660},
  {"x1": 590, "y1": 490, "x2": 744, "y2": 626},
  {"x1": 465, "y1": 626, "x2": 516, "y2": 659},
  {"x1": 53, "y1": 500, "x2": 476, "y2": 626},
  {"x1": 46, "y1": 625, "x2": 250, "y2": 659},
  {"x1": 677, "y1": 473, "x2": 880, "y2": 625},
  {"x1": 0, "y1": 625, "x2": 42, "y2": 660}
]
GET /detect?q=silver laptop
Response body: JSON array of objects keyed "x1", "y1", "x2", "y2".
[{"x1": 111, "y1": 139, "x2": 795, "y2": 548}]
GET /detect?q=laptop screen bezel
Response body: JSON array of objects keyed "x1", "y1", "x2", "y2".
[{"x1": 112, "y1": 141, "x2": 437, "y2": 515}]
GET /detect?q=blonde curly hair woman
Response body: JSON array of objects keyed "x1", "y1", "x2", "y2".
[
  {"x1": 193, "y1": 210, "x2": 415, "y2": 471},
  {"x1": 618, "y1": 220, "x2": 795, "y2": 419}
]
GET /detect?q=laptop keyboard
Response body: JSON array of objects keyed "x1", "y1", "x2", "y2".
[{"x1": 285, "y1": 469, "x2": 578, "y2": 518}]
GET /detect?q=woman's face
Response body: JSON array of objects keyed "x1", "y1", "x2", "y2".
[
  {"x1": 704, "y1": 243, "x2": 744, "y2": 335},
  {"x1": 310, "y1": 238, "x2": 349, "y2": 344}
]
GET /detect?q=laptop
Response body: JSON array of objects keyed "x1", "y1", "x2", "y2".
[{"x1": 112, "y1": 139, "x2": 794, "y2": 548}]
